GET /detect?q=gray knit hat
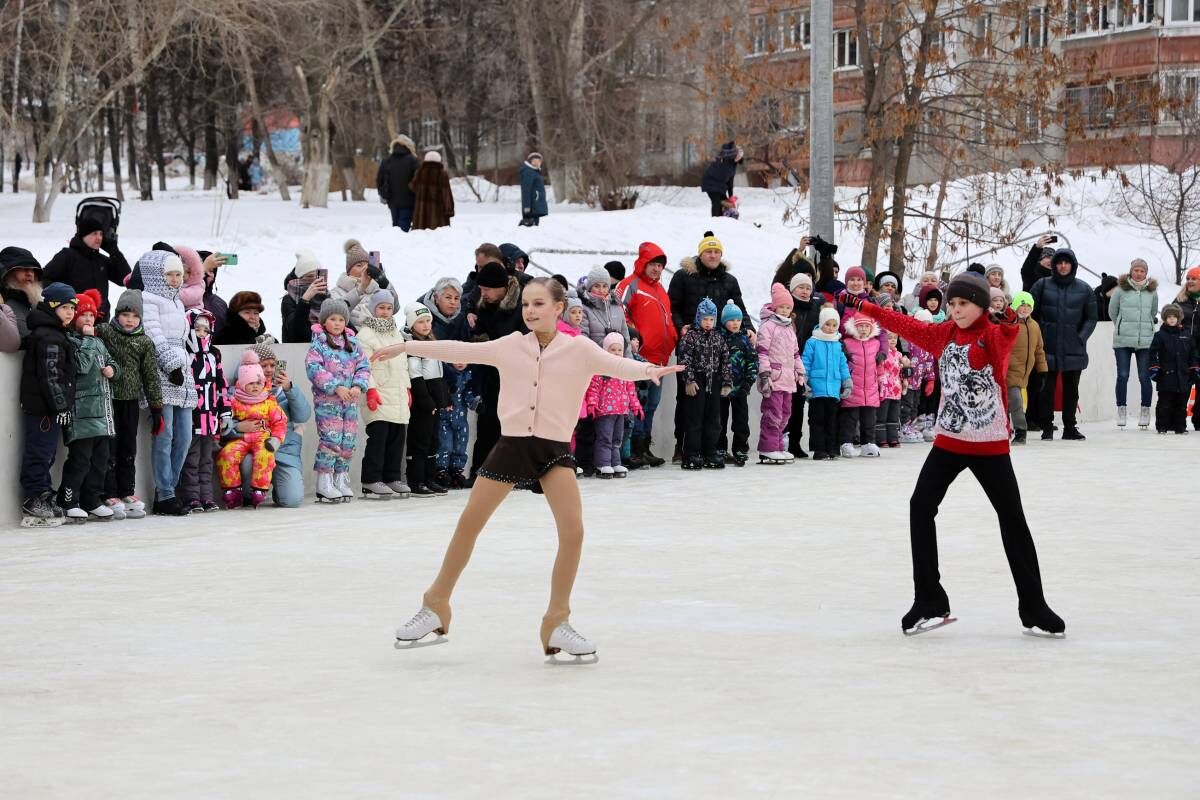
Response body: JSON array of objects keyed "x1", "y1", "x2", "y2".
[
  {"x1": 114, "y1": 289, "x2": 143, "y2": 318},
  {"x1": 319, "y1": 297, "x2": 351, "y2": 324},
  {"x1": 945, "y1": 271, "x2": 991, "y2": 310},
  {"x1": 344, "y1": 239, "x2": 369, "y2": 272},
  {"x1": 585, "y1": 265, "x2": 611, "y2": 290},
  {"x1": 434, "y1": 277, "x2": 463, "y2": 295},
  {"x1": 251, "y1": 342, "x2": 278, "y2": 363},
  {"x1": 368, "y1": 289, "x2": 394, "y2": 316}
]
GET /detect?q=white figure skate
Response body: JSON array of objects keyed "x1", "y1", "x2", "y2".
[
  {"x1": 394, "y1": 607, "x2": 448, "y2": 649},
  {"x1": 544, "y1": 622, "x2": 598, "y2": 665}
]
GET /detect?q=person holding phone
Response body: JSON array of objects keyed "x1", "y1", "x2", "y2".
[
  {"x1": 333, "y1": 239, "x2": 398, "y2": 328},
  {"x1": 282, "y1": 249, "x2": 329, "y2": 343}
]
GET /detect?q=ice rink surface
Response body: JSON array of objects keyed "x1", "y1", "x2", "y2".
[{"x1": 1, "y1": 428, "x2": 1196, "y2": 798}]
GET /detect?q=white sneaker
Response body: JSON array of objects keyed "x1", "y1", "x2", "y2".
[
  {"x1": 1138, "y1": 406, "x2": 1151, "y2": 428},
  {"x1": 88, "y1": 504, "x2": 115, "y2": 521},
  {"x1": 840, "y1": 443, "x2": 861, "y2": 458},
  {"x1": 860, "y1": 443, "x2": 881, "y2": 457},
  {"x1": 545, "y1": 621, "x2": 597, "y2": 657},
  {"x1": 1117, "y1": 405, "x2": 1127, "y2": 427},
  {"x1": 395, "y1": 606, "x2": 446, "y2": 643},
  {"x1": 335, "y1": 472, "x2": 354, "y2": 500},
  {"x1": 316, "y1": 472, "x2": 340, "y2": 502},
  {"x1": 64, "y1": 507, "x2": 88, "y2": 524}
]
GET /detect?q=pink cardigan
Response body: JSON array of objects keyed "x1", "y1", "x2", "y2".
[{"x1": 405, "y1": 332, "x2": 653, "y2": 442}]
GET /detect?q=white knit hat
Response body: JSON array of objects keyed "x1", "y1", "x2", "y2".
[
  {"x1": 789, "y1": 272, "x2": 813, "y2": 292},
  {"x1": 424, "y1": 150, "x2": 442, "y2": 163},
  {"x1": 914, "y1": 308, "x2": 934, "y2": 323},
  {"x1": 818, "y1": 306, "x2": 840, "y2": 327},
  {"x1": 295, "y1": 249, "x2": 321, "y2": 278}
]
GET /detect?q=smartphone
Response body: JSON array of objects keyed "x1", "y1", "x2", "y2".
[
  {"x1": 277, "y1": 359, "x2": 288, "y2": 373},
  {"x1": 218, "y1": 252, "x2": 239, "y2": 266},
  {"x1": 315, "y1": 268, "x2": 328, "y2": 283},
  {"x1": 368, "y1": 250, "x2": 381, "y2": 268},
  {"x1": 1045, "y1": 236, "x2": 1058, "y2": 244}
]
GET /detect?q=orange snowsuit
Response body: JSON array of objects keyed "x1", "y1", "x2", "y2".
[{"x1": 217, "y1": 394, "x2": 288, "y2": 490}]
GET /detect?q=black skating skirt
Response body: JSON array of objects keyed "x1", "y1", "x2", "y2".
[{"x1": 477, "y1": 436, "x2": 576, "y2": 495}]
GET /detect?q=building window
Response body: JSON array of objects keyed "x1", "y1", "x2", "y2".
[
  {"x1": 796, "y1": 91, "x2": 810, "y2": 131},
  {"x1": 1168, "y1": 0, "x2": 1200, "y2": 22},
  {"x1": 645, "y1": 112, "x2": 666, "y2": 153},
  {"x1": 1118, "y1": 0, "x2": 1153, "y2": 25},
  {"x1": 834, "y1": 29, "x2": 859, "y2": 68},
  {"x1": 783, "y1": 11, "x2": 811, "y2": 50},
  {"x1": 1163, "y1": 72, "x2": 1200, "y2": 119},
  {"x1": 751, "y1": 15, "x2": 770, "y2": 55},
  {"x1": 1066, "y1": 80, "x2": 1153, "y2": 128},
  {"x1": 1022, "y1": 7, "x2": 1048, "y2": 49},
  {"x1": 1019, "y1": 105, "x2": 1043, "y2": 142},
  {"x1": 648, "y1": 42, "x2": 666, "y2": 76}
]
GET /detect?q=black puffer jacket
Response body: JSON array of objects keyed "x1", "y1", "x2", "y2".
[
  {"x1": 20, "y1": 306, "x2": 77, "y2": 416},
  {"x1": 791, "y1": 297, "x2": 824, "y2": 354},
  {"x1": 42, "y1": 237, "x2": 132, "y2": 318},
  {"x1": 376, "y1": 144, "x2": 419, "y2": 210},
  {"x1": 667, "y1": 257, "x2": 753, "y2": 335},
  {"x1": 1030, "y1": 249, "x2": 1098, "y2": 371},
  {"x1": 1149, "y1": 324, "x2": 1199, "y2": 393},
  {"x1": 700, "y1": 142, "x2": 739, "y2": 196},
  {"x1": 1175, "y1": 292, "x2": 1200, "y2": 349}
]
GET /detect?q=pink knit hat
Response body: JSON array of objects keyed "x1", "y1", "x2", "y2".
[
  {"x1": 237, "y1": 349, "x2": 265, "y2": 389},
  {"x1": 602, "y1": 331, "x2": 625, "y2": 351},
  {"x1": 770, "y1": 282, "x2": 792, "y2": 309},
  {"x1": 844, "y1": 266, "x2": 867, "y2": 283}
]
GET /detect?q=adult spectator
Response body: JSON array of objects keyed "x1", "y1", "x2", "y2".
[
  {"x1": 617, "y1": 242, "x2": 676, "y2": 467},
  {"x1": 196, "y1": 250, "x2": 229, "y2": 333},
  {"x1": 463, "y1": 260, "x2": 527, "y2": 479},
  {"x1": 417, "y1": 277, "x2": 470, "y2": 343},
  {"x1": 519, "y1": 152, "x2": 548, "y2": 227},
  {"x1": 1093, "y1": 272, "x2": 1119, "y2": 322},
  {"x1": 902, "y1": 270, "x2": 941, "y2": 313},
  {"x1": 700, "y1": 141, "x2": 742, "y2": 217},
  {"x1": 0, "y1": 246, "x2": 43, "y2": 338},
  {"x1": 410, "y1": 151, "x2": 455, "y2": 231},
  {"x1": 281, "y1": 249, "x2": 329, "y2": 343},
  {"x1": 214, "y1": 291, "x2": 275, "y2": 345},
  {"x1": 667, "y1": 231, "x2": 754, "y2": 339},
  {"x1": 230, "y1": 343, "x2": 312, "y2": 508},
  {"x1": 43, "y1": 217, "x2": 131, "y2": 317},
  {"x1": 1109, "y1": 258, "x2": 1158, "y2": 428},
  {"x1": 1031, "y1": 248, "x2": 1098, "y2": 441},
  {"x1": 498, "y1": 242, "x2": 534, "y2": 286},
  {"x1": 463, "y1": 242, "x2": 505, "y2": 296},
  {"x1": 772, "y1": 238, "x2": 816, "y2": 288},
  {"x1": 331, "y1": 239, "x2": 399, "y2": 329},
  {"x1": 873, "y1": 270, "x2": 904, "y2": 308},
  {"x1": 984, "y1": 264, "x2": 1012, "y2": 300},
  {"x1": 579, "y1": 266, "x2": 630, "y2": 350},
  {"x1": 1173, "y1": 266, "x2": 1200, "y2": 430},
  {"x1": 1020, "y1": 234, "x2": 1057, "y2": 292},
  {"x1": 376, "y1": 135, "x2": 419, "y2": 231}
]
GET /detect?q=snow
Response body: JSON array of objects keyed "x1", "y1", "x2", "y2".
[{"x1": 0, "y1": 427, "x2": 1196, "y2": 797}]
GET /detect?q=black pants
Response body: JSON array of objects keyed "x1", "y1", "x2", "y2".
[
  {"x1": 471, "y1": 385, "x2": 501, "y2": 477},
  {"x1": 408, "y1": 410, "x2": 438, "y2": 484},
  {"x1": 876, "y1": 398, "x2": 901, "y2": 444},
  {"x1": 60, "y1": 436, "x2": 110, "y2": 510},
  {"x1": 362, "y1": 421, "x2": 407, "y2": 483},
  {"x1": 900, "y1": 389, "x2": 921, "y2": 425},
  {"x1": 807, "y1": 398, "x2": 839, "y2": 455},
  {"x1": 786, "y1": 393, "x2": 808, "y2": 454},
  {"x1": 21, "y1": 414, "x2": 61, "y2": 498},
  {"x1": 909, "y1": 447, "x2": 1047, "y2": 609},
  {"x1": 1024, "y1": 373, "x2": 1044, "y2": 429},
  {"x1": 1192, "y1": 379, "x2": 1200, "y2": 430},
  {"x1": 1156, "y1": 389, "x2": 1189, "y2": 433},
  {"x1": 106, "y1": 399, "x2": 141, "y2": 499},
  {"x1": 718, "y1": 394, "x2": 750, "y2": 454},
  {"x1": 673, "y1": 373, "x2": 687, "y2": 453},
  {"x1": 839, "y1": 406, "x2": 877, "y2": 445},
  {"x1": 707, "y1": 191, "x2": 726, "y2": 217},
  {"x1": 683, "y1": 386, "x2": 721, "y2": 458},
  {"x1": 574, "y1": 418, "x2": 597, "y2": 475},
  {"x1": 1039, "y1": 369, "x2": 1081, "y2": 430}
]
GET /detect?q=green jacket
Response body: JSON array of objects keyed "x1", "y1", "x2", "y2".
[
  {"x1": 66, "y1": 332, "x2": 117, "y2": 443},
  {"x1": 1110, "y1": 275, "x2": 1159, "y2": 350},
  {"x1": 97, "y1": 321, "x2": 164, "y2": 406}
]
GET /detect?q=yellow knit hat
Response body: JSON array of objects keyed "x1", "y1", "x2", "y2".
[{"x1": 697, "y1": 230, "x2": 723, "y2": 255}]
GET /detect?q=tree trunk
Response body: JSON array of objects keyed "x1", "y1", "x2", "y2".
[
  {"x1": 888, "y1": 126, "x2": 919, "y2": 274},
  {"x1": 107, "y1": 104, "x2": 125, "y2": 202},
  {"x1": 297, "y1": 66, "x2": 339, "y2": 209},
  {"x1": 203, "y1": 110, "x2": 218, "y2": 190},
  {"x1": 224, "y1": 112, "x2": 240, "y2": 200},
  {"x1": 354, "y1": 0, "x2": 397, "y2": 141},
  {"x1": 94, "y1": 119, "x2": 105, "y2": 190},
  {"x1": 860, "y1": 138, "x2": 891, "y2": 273},
  {"x1": 237, "y1": 38, "x2": 291, "y2": 201},
  {"x1": 148, "y1": 69, "x2": 167, "y2": 192},
  {"x1": 125, "y1": 97, "x2": 139, "y2": 192},
  {"x1": 32, "y1": 159, "x2": 64, "y2": 223},
  {"x1": 924, "y1": 159, "x2": 953, "y2": 274}
]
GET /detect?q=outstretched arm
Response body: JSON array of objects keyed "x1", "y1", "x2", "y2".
[
  {"x1": 371, "y1": 336, "x2": 506, "y2": 366},
  {"x1": 850, "y1": 298, "x2": 949, "y2": 358},
  {"x1": 584, "y1": 340, "x2": 681, "y2": 384}
]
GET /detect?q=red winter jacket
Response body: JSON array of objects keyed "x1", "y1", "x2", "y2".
[
  {"x1": 617, "y1": 242, "x2": 678, "y2": 366},
  {"x1": 859, "y1": 302, "x2": 1018, "y2": 456}
]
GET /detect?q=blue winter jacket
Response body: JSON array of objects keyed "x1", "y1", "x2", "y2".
[
  {"x1": 520, "y1": 163, "x2": 548, "y2": 218},
  {"x1": 273, "y1": 382, "x2": 312, "y2": 470},
  {"x1": 801, "y1": 331, "x2": 851, "y2": 399}
]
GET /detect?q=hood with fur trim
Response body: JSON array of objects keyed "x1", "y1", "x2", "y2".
[
  {"x1": 678, "y1": 255, "x2": 732, "y2": 276},
  {"x1": 844, "y1": 313, "x2": 881, "y2": 341},
  {"x1": 1118, "y1": 274, "x2": 1158, "y2": 292}
]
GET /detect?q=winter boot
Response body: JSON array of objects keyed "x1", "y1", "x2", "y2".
[
  {"x1": 1116, "y1": 405, "x2": 1127, "y2": 427},
  {"x1": 681, "y1": 455, "x2": 703, "y2": 470},
  {"x1": 642, "y1": 439, "x2": 665, "y2": 468},
  {"x1": 733, "y1": 451, "x2": 748, "y2": 467},
  {"x1": 448, "y1": 470, "x2": 468, "y2": 489},
  {"x1": 152, "y1": 494, "x2": 187, "y2": 516},
  {"x1": 426, "y1": 460, "x2": 448, "y2": 494},
  {"x1": 1061, "y1": 427, "x2": 1086, "y2": 441},
  {"x1": 249, "y1": 488, "x2": 268, "y2": 509},
  {"x1": 1012, "y1": 429, "x2": 1027, "y2": 446}
]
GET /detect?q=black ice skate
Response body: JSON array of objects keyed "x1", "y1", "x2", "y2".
[
  {"x1": 1020, "y1": 602, "x2": 1066, "y2": 639},
  {"x1": 902, "y1": 596, "x2": 955, "y2": 636}
]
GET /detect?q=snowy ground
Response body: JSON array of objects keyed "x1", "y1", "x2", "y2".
[{"x1": 0, "y1": 427, "x2": 1195, "y2": 798}]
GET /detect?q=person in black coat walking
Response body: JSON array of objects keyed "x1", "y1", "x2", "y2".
[
  {"x1": 700, "y1": 141, "x2": 742, "y2": 217},
  {"x1": 1149, "y1": 303, "x2": 1199, "y2": 433},
  {"x1": 376, "y1": 135, "x2": 419, "y2": 231},
  {"x1": 1020, "y1": 235, "x2": 1057, "y2": 292},
  {"x1": 1030, "y1": 248, "x2": 1098, "y2": 440},
  {"x1": 42, "y1": 218, "x2": 132, "y2": 318}
]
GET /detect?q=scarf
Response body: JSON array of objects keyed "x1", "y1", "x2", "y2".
[
  {"x1": 287, "y1": 275, "x2": 324, "y2": 326},
  {"x1": 234, "y1": 385, "x2": 269, "y2": 405},
  {"x1": 360, "y1": 315, "x2": 397, "y2": 334}
]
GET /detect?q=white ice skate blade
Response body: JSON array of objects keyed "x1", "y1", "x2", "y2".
[
  {"x1": 903, "y1": 616, "x2": 958, "y2": 636},
  {"x1": 394, "y1": 634, "x2": 448, "y2": 650},
  {"x1": 1022, "y1": 628, "x2": 1066, "y2": 639},
  {"x1": 545, "y1": 652, "x2": 599, "y2": 666}
]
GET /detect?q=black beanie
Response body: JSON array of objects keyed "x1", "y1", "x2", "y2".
[
  {"x1": 76, "y1": 216, "x2": 105, "y2": 238},
  {"x1": 477, "y1": 261, "x2": 509, "y2": 289},
  {"x1": 603, "y1": 260, "x2": 626, "y2": 282},
  {"x1": 0, "y1": 246, "x2": 42, "y2": 276},
  {"x1": 945, "y1": 272, "x2": 991, "y2": 310}
]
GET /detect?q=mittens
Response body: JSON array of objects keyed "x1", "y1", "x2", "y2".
[
  {"x1": 366, "y1": 388, "x2": 382, "y2": 411},
  {"x1": 150, "y1": 407, "x2": 165, "y2": 436},
  {"x1": 757, "y1": 374, "x2": 772, "y2": 397},
  {"x1": 840, "y1": 379, "x2": 853, "y2": 400}
]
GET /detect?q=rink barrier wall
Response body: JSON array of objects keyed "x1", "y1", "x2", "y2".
[{"x1": 0, "y1": 325, "x2": 1120, "y2": 515}]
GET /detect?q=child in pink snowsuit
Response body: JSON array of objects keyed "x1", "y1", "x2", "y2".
[
  {"x1": 756, "y1": 283, "x2": 805, "y2": 459},
  {"x1": 876, "y1": 330, "x2": 906, "y2": 447},
  {"x1": 585, "y1": 332, "x2": 643, "y2": 477},
  {"x1": 840, "y1": 311, "x2": 882, "y2": 456}
]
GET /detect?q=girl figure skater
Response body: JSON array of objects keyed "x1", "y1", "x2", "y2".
[
  {"x1": 370, "y1": 278, "x2": 681, "y2": 662},
  {"x1": 845, "y1": 272, "x2": 1066, "y2": 638}
]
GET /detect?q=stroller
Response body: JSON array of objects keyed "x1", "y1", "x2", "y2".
[{"x1": 75, "y1": 196, "x2": 122, "y2": 242}]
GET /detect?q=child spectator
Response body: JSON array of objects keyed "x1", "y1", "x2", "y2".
[
  {"x1": 1005, "y1": 292, "x2": 1046, "y2": 445},
  {"x1": 718, "y1": 300, "x2": 758, "y2": 466},
  {"x1": 97, "y1": 289, "x2": 162, "y2": 520},
  {"x1": 677, "y1": 297, "x2": 732, "y2": 470},
  {"x1": 217, "y1": 350, "x2": 287, "y2": 508},
  {"x1": 989, "y1": 287, "x2": 1008, "y2": 315},
  {"x1": 139, "y1": 250, "x2": 197, "y2": 516},
  {"x1": 1150, "y1": 303, "x2": 1199, "y2": 434},
  {"x1": 58, "y1": 290, "x2": 118, "y2": 523},
  {"x1": 876, "y1": 330, "x2": 905, "y2": 447},
  {"x1": 920, "y1": 285, "x2": 946, "y2": 323},
  {"x1": 306, "y1": 298, "x2": 371, "y2": 503},
  {"x1": 721, "y1": 195, "x2": 740, "y2": 219},
  {"x1": 19, "y1": 282, "x2": 78, "y2": 526},
  {"x1": 357, "y1": 290, "x2": 413, "y2": 498},
  {"x1": 840, "y1": 312, "x2": 883, "y2": 457},
  {"x1": 621, "y1": 328, "x2": 652, "y2": 469},
  {"x1": 438, "y1": 362, "x2": 478, "y2": 488},
  {"x1": 180, "y1": 308, "x2": 229, "y2": 512},
  {"x1": 404, "y1": 303, "x2": 450, "y2": 496},
  {"x1": 900, "y1": 308, "x2": 936, "y2": 443},
  {"x1": 801, "y1": 306, "x2": 851, "y2": 460},
  {"x1": 585, "y1": 332, "x2": 643, "y2": 478},
  {"x1": 756, "y1": 284, "x2": 805, "y2": 464}
]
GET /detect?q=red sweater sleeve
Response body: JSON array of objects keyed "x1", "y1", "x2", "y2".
[
  {"x1": 976, "y1": 310, "x2": 1020, "y2": 374},
  {"x1": 857, "y1": 303, "x2": 952, "y2": 358}
]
